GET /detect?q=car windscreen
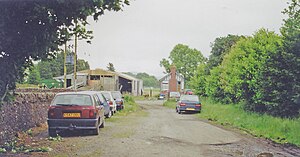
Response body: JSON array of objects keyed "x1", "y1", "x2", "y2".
[
  {"x1": 180, "y1": 95, "x2": 199, "y2": 102},
  {"x1": 111, "y1": 92, "x2": 122, "y2": 99},
  {"x1": 52, "y1": 94, "x2": 93, "y2": 106}
]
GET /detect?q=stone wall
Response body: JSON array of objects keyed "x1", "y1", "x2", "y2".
[{"x1": 0, "y1": 89, "x2": 75, "y2": 145}]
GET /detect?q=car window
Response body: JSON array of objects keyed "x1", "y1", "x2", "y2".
[
  {"x1": 93, "y1": 95, "x2": 100, "y2": 106},
  {"x1": 52, "y1": 94, "x2": 93, "y2": 106},
  {"x1": 180, "y1": 95, "x2": 199, "y2": 102}
]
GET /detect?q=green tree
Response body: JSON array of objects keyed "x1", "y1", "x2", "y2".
[
  {"x1": 27, "y1": 66, "x2": 41, "y2": 85},
  {"x1": 255, "y1": 0, "x2": 300, "y2": 117},
  {"x1": 189, "y1": 63, "x2": 207, "y2": 96},
  {"x1": 0, "y1": 0, "x2": 129, "y2": 101},
  {"x1": 160, "y1": 44, "x2": 206, "y2": 83},
  {"x1": 207, "y1": 34, "x2": 243, "y2": 71},
  {"x1": 107, "y1": 62, "x2": 116, "y2": 72},
  {"x1": 37, "y1": 52, "x2": 90, "y2": 79},
  {"x1": 135, "y1": 73, "x2": 159, "y2": 88}
]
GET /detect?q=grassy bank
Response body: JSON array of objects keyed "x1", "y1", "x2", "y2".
[
  {"x1": 107, "y1": 95, "x2": 143, "y2": 122},
  {"x1": 199, "y1": 98, "x2": 300, "y2": 147},
  {"x1": 162, "y1": 99, "x2": 177, "y2": 109},
  {"x1": 162, "y1": 98, "x2": 300, "y2": 147}
]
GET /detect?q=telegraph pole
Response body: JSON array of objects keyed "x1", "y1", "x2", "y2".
[
  {"x1": 73, "y1": 22, "x2": 78, "y2": 90},
  {"x1": 64, "y1": 41, "x2": 67, "y2": 89}
]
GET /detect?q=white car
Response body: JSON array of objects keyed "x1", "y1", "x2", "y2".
[{"x1": 99, "y1": 91, "x2": 117, "y2": 114}]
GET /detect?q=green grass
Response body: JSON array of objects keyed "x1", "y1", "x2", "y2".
[
  {"x1": 199, "y1": 98, "x2": 300, "y2": 147},
  {"x1": 162, "y1": 99, "x2": 177, "y2": 109}
]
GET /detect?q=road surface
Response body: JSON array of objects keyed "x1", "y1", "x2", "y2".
[{"x1": 26, "y1": 100, "x2": 300, "y2": 157}]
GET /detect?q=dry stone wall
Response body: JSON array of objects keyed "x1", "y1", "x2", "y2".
[{"x1": 0, "y1": 88, "x2": 75, "y2": 145}]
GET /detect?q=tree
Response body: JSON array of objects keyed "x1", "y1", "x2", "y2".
[
  {"x1": 207, "y1": 35, "x2": 243, "y2": 71},
  {"x1": 36, "y1": 52, "x2": 90, "y2": 79},
  {"x1": 160, "y1": 44, "x2": 206, "y2": 82},
  {"x1": 107, "y1": 62, "x2": 116, "y2": 72},
  {"x1": 254, "y1": 0, "x2": 300, "y2": 117},
  {"x1": 27, "y1": 66, "x2": 41, "y2": 85},
  {"x1": 135, "y1": 73, "x2": 159, "y2": 88},
  {"x1": 0, "y1": 0, "x2": 130, "y2": 101}
]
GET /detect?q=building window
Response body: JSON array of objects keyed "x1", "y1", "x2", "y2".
[{"x1": 90, "y1": 75, "x2": 100, "y2": 80}]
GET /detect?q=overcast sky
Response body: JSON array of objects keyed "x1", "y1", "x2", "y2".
[{"x1": 77, "y1": 0, "x2": 288, "y2": 78}]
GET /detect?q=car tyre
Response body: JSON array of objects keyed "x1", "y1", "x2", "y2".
[
  {"x1": 100, "y1": 119, "x2": 105, "y2": 128},
  {"x1": 48, "y1": 129, "x2": 57, "y2": 137},
  {"x1": 92, "y1": 127, "x2": 100, "y2": 135}
]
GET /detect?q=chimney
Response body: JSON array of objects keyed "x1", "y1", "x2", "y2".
[{"x1": 169, "y1": 65, "x2": 177, "y2": 92}]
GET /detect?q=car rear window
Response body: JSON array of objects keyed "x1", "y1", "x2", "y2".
[
  {"x1": 52, "y1": 94, "x2": 93, "y2": 106},
  {"x1": 180, "y1": 95, "x2": 199, "y2": 102}
]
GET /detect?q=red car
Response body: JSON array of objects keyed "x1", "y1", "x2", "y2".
[
  {"x1": 185, "y1": 89, "x2": 193, "y2": 95},
  {"x1": 47, "y1": 91, "x2": 105, "y2": 136}
]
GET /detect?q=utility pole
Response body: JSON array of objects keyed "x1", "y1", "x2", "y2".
[
  {"x1": 74, "y1": 26, "x2": 78, "y2": 90},
  {"x1": 64, "y1": 41, "x2": 67, "y2": 89}
]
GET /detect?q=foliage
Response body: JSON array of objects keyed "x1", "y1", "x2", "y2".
[
  {"x1": 198, "y1": 98, "x2": 300, "y2": 147},
  {"x1": 190, "y1": 64, "x2": 207, "y2": 96},
  {"x1": 37, "y1": 51, "x2": 90, "y2": 79},
  {"x1": 0, "y1": 0, "x2": 130, "y2": 100},
  {"x1": 207, "y1": 34, "x2": 243, "y2": 71},
  {"x1": 160, "y1": 44, "x2": 206, "y2": 82},
  {"x1": 106, "y1": 62, "x2": 116, "y2": 72},
  {"x1": 125, "y1": 72, "x2": 159, "y2": 88},
  {"x1": 27, "y1": 66, "x2": 41, "y2": 85},
  {"x1": 251, "y1": 0, "x2": 300, "y2": 117}
]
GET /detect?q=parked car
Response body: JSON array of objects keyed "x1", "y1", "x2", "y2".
[
  {"x1": 99, "y1": 91, "x2": 117, "y2": 114},
  {"x1": 80, "y1": 91, "x2": 112, "y2": 118},
  {"x1": 93, "y1": 91, "x2": 112, "y2": 118},
  {"x1": 176, "y1": 95, "x2": 201, "y2": 114},
  {"x1": 169, "y1": 91, "x2": 181, "y2": 101},
  {"x1": 111, "y1": 91, "x2": 124, "y2": 111},
  {"x1": 185, "y1": 89, "x2": 193, "y2": 95},
  {"x1": 158, "y1": 93, "x2": 165, "y2": 100},
  {"x1": 47, "y1": 91, "x2": 105, "y2": 137}
]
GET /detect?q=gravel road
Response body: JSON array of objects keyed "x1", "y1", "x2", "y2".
[{"x1": 29, "y1": 100, "x2": 300, "y2": 157}]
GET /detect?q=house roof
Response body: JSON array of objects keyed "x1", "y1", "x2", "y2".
[
  {"x1": 159, "y1": 72, "x2": 184, "y2": 82},
  {"x1": 114, "y1": 72, "x2": 142, "y2": 81},
  {"x1": 80, "y1": 68, "x2": 115, "y2": 76}
]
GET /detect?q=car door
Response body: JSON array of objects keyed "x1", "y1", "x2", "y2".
[{"x1": 93, "y1": 95, "x2": 103, "y2": 119}]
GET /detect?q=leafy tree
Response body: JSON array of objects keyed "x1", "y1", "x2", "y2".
[
  {"x1": 220, "y1": 29, "x2": 282, "y2": 105},
  {"x1": 107, "y1": 62, "x2": 116, "y2": 72},
  {"x1": 135, "y1": 73, "x2": 159, "y2": 88},
  {"x1": 254, "y1": 0, "x2": 300, "y2": 117},
  {"x1": 36, "y1": 52, "x2": 90, "y2": 79},
  {"x1": 27, "y1": 66, "x2": 41, "y2": 85},
  {"x1": 189, "y1": 63, "x2": 207, "y2": 96},
  {"x1": 160, "y1": 44, "x2": 206, "y2": 82},
  {"x1": 207, "y1": 34, "x2": 243, "y2": 71},
  {"x1": 0, "y1": 0, "x2": 129, "y2": 101}
]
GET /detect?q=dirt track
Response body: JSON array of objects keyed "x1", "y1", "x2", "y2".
[{"x1": 10, "y1": 100, "x2": 300, "y2": 157}]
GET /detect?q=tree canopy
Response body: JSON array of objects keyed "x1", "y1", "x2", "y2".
[
  {"x1": 0, "y1": 0, "x2": 129, "y2": 101},
  {"x1": 107, "y1": 62, "x2": 116, "y2": 72},
  {"x1": 160, "y1": 44, "x2": 206, "y2": 83}
]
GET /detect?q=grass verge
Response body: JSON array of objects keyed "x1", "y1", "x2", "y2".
[
  {"x1": 199, "y1": 98, "x2": 300, "y2": 147},
  {"x1": 162, "y1": 99, "x2": 177, "y2": 109}
]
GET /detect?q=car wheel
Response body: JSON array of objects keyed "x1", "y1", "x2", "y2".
[
  {"x1": 178, "y1": 110, "x2": 182, "y2": 114},
  {"x1": 111, "y1": 110, "x2": 114, "y2": 116},
  {"x1": 48, "y1": 129, "x2": 57, "y2": 137},
  {"x1": 100, "y1": 119, "x2": 105, "y2": 128}
]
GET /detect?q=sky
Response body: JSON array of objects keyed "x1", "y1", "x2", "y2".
[{"x1": 77, "y1": 0, "x2": 288, "y2": 78}]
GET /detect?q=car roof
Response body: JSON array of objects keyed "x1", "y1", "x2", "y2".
[{"x1": 56, "y1": 91, "x2": 94, "y2": 96}]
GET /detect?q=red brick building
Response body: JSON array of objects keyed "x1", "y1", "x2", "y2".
[{"x1": 159, "y1": 65, "x2": 184, "y2": 93}]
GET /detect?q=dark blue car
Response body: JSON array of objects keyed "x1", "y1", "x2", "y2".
[{"x1": 176, "y1": 95, "x2": 201, "y2": 114}]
